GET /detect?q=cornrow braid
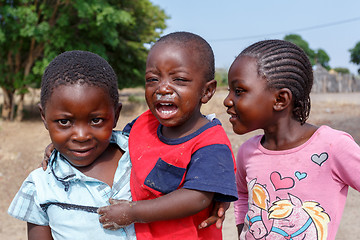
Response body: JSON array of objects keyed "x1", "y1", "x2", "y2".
[{"x1": 238, "y1": 40, "x2": 313, "y2": 124}]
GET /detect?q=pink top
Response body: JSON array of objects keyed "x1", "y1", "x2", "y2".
[{"x1": 234, "y1": 125, "x2": 360, "y2": 240}]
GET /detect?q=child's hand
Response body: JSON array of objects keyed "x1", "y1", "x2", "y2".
[
  {"x1": 41, "y1": 143, "x2": 54, "y2": 170},
  {"x1": 98, "y1": 199, "x2": 136, "y2": 230},
  {"x1": 198, "y1": 201, "x2": 230, "y2": 229}
]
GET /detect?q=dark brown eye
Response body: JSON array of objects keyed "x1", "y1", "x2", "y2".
[
  {"x1": 91, "y1": 118, "x2": 103, "y2": 125},
  {"x1": 57, "y1": 119, "x2": 70, "y2": 127}
]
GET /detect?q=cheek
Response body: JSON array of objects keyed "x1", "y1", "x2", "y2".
[
  {"x1": 49, "y1": 134, "x2": 70, "y2": 151},
  {"x1": 94, "y1": 124, "x2": 114, "y2": 140},
  {"x1": 145, "y1": 87, "x2": 155, "y2": 99},
  {"x1": 95, "y1": 129, "x2": 113, "y2": 141},
  {"x1": 47, "y1": 125, "x2": 68, "y2": 144},
  {"x1": 145, "y1": 92, "x2": 155, "y2": 108}
]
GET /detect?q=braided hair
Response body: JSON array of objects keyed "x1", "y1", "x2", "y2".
[
  {"x1": 41, "y1": 50, "x2": 119, "y2": 111},
  {"x1": 238, "y1": 40, "x2": 313, "y2": 124}
]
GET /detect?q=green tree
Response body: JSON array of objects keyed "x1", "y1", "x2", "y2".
[
  {"x1": 349, "y1": 41, "x2": 360, "y2": 74},
  {"x1": 214, "y1": 68, "x2": 228, "y2": 87},
  {"x1": 284, "y1": 34, "x2": 316, "y2": 65},
  {"x1": 333, "y1": 67, "x2": 350, "y2": 74},
  {"x1": 316, "y1": 49, "x2": 330, "y2": 70},
  {"x1": 284, "y1": 34, "x2": 330, "y2": 69},
  {"x1": 0, "y1": 0, "x2": 167, "y2": 121}
]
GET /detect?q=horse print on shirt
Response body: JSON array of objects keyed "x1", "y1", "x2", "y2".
[{"x1": 243, "y1": 179, "x2": 330, "y2": 240}]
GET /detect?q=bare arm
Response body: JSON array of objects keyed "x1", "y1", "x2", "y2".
[
  {"x1": 98, "y1": 188, "x2": 213, "y2": 229},
  {"x1": 27, "y1": 223, "x2": 52, "y2": 240},
  {"x1": 237, "y1": 223, "x2": 244, "y2": 239}
]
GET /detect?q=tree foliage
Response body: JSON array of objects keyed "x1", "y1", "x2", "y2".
[
  {"x1": 316, "y1": 48, "x2": 330, "y2": 70},
  {"x1": 214, "y1": 68, "x2": 228, "y2": 87},
  {"x1": 349, "y1": 41, "x2": 360, "y2": 74},
  {"x1": 284, "y1": 34, "x2": 330, "y2": 70},
  {"x1": 333, "y1": 67, "x2": 350, "y2": 74},
  {"x1": 0, "y1": 0, "x2": 168, "y2": 121},
  {"x1": 284, "y1": 34, "x2": 316, "y2": 64}
]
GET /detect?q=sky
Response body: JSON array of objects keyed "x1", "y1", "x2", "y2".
[{"x1": 150, "y1": 0, "x2": 360, "y2": 74}]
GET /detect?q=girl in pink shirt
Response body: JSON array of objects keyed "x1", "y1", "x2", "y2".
[{"x1": 224, "y1": 39, "x2": 360, "y2": 240}]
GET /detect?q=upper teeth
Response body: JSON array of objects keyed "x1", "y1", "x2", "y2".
[
  {"x1": 156, "y1": 93, "x2": 176, "y2": 101},
  {"x1": 160, "y1": 103, "x2": 172, "y2": 106}
]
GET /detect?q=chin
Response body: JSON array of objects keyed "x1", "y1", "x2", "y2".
[
  {"x1": 232, "y1": 126, "x2": 249, "y2": 135},
  {"x1": 64, "y1": 156, "x2": 95, "y2": 168},
  {"x1": 158, "y1": 119, "x2": 179, "y2": 128},
  {"x1": 153, "y1": 114, "x2": 178, "y2": 126},
  {"x1": 67, "y1": 160, "x2": 92, "y2": 168}
]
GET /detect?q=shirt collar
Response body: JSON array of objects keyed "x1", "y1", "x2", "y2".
[{"x1": 48, "y1": 131, "x2": 129, "y2": 190}]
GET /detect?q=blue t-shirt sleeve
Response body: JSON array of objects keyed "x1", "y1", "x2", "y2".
[{"x1": 183, "y1": 144, "x2": 238, "y2": 202}]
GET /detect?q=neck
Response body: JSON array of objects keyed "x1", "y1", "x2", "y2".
[
  {"x1": 75, "y1": 144, "x2": 123, "y2": 187},
  {"x1": 162, "y1": 115, "x2": 209, "y2": 139},
  {"x1": 262, "y1": 121, "x2": 318, "y2": 151}
]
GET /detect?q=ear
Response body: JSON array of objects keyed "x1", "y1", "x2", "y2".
[
  {"x1": 113, "y1": 102, "x2": 122, "y2": 128},
  {"x1": 201, "y1": 79, "x2": 217, "y2": 104},
  {"x1": 38, "y1": 103, "x2": 48, "y2": 130},
  {"x1": 273, "y1": 88, "x2": 292, "y2": 111}
]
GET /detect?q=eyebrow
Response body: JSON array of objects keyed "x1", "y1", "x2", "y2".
[
  {"x1": 230, "y1": 78, "x2": 244, "y2": 86},
  {"x1": 146, "y1": 67, "x2": 190, "y2": 75},
  {"x1": 145, "y1": 69, "x2": 157, "y2": 74}
]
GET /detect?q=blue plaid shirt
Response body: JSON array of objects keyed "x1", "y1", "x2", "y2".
[{"x1": 8, "y1": 131, "x2": 136, "y2": 240}]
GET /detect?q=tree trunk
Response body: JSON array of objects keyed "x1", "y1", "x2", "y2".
[
  {"x1": 1, "y1": 87, "x2": 15, "y2": 121},
  {"x1": 15, "y1": 93, "x2": 25, "y2": 121}
]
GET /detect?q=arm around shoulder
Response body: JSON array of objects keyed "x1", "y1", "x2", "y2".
[
  {"x1": 28, "y1": 223, "x2": 52, "y2": 240},
  {"x1": 237, "y1": 223, "x2": 244, "y2": 239}
]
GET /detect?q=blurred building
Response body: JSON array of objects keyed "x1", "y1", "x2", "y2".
[{"x1": 313, "y1": 64, "x2": 360, "y2": 92}]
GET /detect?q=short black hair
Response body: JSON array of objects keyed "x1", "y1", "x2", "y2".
[
  {"x1": 152, "y1": 31, "x2": 215, "y2": 82},
  {"x1": 40, "y1": 50, "x2": 119, "y2": 110},
  {"x1": 238, "y1": 40, "x2": 313, "y2": 124}
]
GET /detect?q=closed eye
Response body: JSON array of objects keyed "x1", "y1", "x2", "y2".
[
  {"x1": 174, "y1": 77, "x2": 189, "y2": 82},
  {"x1": 173, "y1": 78, "x2": 191, "y2": 86},
  {"x1": 145, "y1": 77, "x2": 158, "y2": 83}
]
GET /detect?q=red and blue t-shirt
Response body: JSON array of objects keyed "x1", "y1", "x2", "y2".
[{"x1": 125, "y1": 110, "x2": 237, "y2": 239}]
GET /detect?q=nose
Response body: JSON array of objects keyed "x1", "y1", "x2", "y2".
[
  {"x1": 223, "y1": 93, "x2": 233, "y2": 108},
  {"x1": 71, "y1": 124, "x2": 91, "y2": 142},
  {"x1": 157, "y1": 79, "x2": 173, "y2": 95}
]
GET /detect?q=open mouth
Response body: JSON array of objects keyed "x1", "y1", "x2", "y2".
[{"x1": 155, "y1": 102, "x2": 178, "y2": 119}]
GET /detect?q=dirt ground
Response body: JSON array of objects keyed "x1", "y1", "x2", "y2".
[{"x1": 1, "y1": 88, "x2": 360, "y2": 239}]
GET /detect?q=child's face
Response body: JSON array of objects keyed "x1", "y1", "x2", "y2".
[
  {"x1": 40, "y1": 84, "x2": 120, "y2": 167},
  {"x1": 224, "y1": 56, "x2": 277, "y2": 134},
  {"x1": 145, "y1": 43, "x2": 209, "y2": 128}
]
